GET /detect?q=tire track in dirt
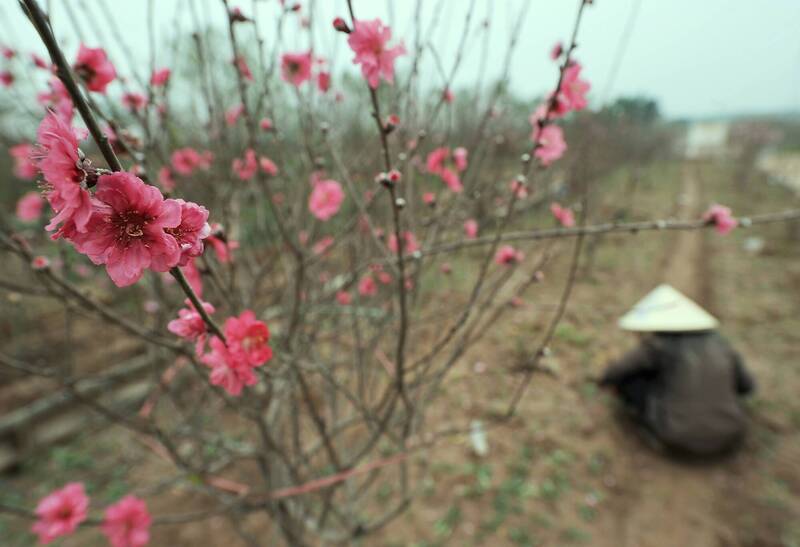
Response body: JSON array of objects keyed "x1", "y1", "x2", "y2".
[{"x1": 608, "y1": 161, "x2": 740, "y2": 547}]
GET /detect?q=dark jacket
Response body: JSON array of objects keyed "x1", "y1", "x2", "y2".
[{"x1": 602, "y1": 332, "x2": 755, "y2": 455}]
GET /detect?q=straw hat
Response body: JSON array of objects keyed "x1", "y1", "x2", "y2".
[{"x1": 618, "y1": 284, "x2": 719, "y2": 332}]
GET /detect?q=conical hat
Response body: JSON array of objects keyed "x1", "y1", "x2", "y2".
[{"x1": 618, "y1": 284, "x2": 719, "y2": 332}]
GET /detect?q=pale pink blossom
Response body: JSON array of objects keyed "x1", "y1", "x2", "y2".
[
  {"x1": 9, "y1": 143, "x2": 38, "y2": 179},
  {"x1": 207, "y1": 234, "x2": 238, "y2": 263},
  {"x1": 150, "y1": 67, "x2": 171, "y2": 86},
  {"x1": 259, "y1": 157, "x2": 279, "y2": 176},
  {"x1": 347, "y1": 19, "x2": 406, "y2": 88},
  {"x1": 259, "y1": 117, "x2": 273, "y2": 131},
  {"x1": 561, "y1": 62, "x2": 590, "y2": 112},
  {"x1": 225, "y1": 104, "x2": 244, "y2": 126},
  {"x1": 377, "y1": 270, "x2": 392, "y2": 285},
  {"x1": 453, "y1": 147, "x2": 468, "y2": 171},
  {"x1": 232, "y1": 148, "x2": 258, "y2": 180},
  {"x1": 37, "y1": 78, "x2": 74, "y2": 123},
  {"x1": 422, "y1": 192, "x2": 436, "y2": 206},
  {"x1": 388, "y1": 231, "x2": 419, "y2": 255},
  {"x1": 158, "y1": 166, "x2": 175, "y2": 191},
  {"x1": 280, "y1": 51, "x2": 313, "y2": 86},
  {"x1": 703, "y1": 204, "x2": 738, "y2": 235},
  {"x1": 71, "y1": 172, "x2": 182, "y2": 287},
  {"x1": 102, "y1": 495, "x2": 151, "y2": 547},
  {"x1": 171, "y1": 148, "x2": 212, "y2": 175},
  {"x1": 234, "y1": 55, "x2": 254, "y2": 81},
  {"x1": 550, "y1": 202, "x2": 575, "y2": 227},
  {"x1": 532, "y1": 124, "x2": 567, "y2": 166},
  {"x1": 31, "y1": 483, "x2": 89, "y2": 544},
  {"x1": 336, "y1": 291, "x2": 351, "y2": 305},
  {"x1": 426, "y1": 147, "x2": 467, "y2": 192},
  {"x1": 168, "y1": 299, "x2": 216, "y2": 355},
  {"x1": 464, "y1": 219, "x2": 478, "y2": 239},
  {"x1": 358, "y1": 274, "x2": 377, "y2": 297},
  {"x1": 122, "y1": 92, "x2": 147, "y2": 112},
  {"x1": 31, "y1": 256, "x2": 51, "y2": 270},
  {"x1": 309, "y1": 179, "x2": 344, "y2": 221},
  {"x1": 16, "y1": 191, "x2": 44, "y2": 222},
  {"x1": 312, "y1": 236, "x2": 335, "y2": 255},
  {"x1": 495, "y1": 245, "x2": 524, "y2": 266},
  {"x1": 73, "y1": 44, "x2": 116, "y2": 93}
]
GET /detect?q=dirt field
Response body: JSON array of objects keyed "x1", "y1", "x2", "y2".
[{"x1": 1, "y1": 158, "x2": 798, "y2": 546}]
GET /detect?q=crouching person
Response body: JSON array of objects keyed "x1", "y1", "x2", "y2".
[{"x1": 601, "y1": 284, "x2": 755, "y2": 456}]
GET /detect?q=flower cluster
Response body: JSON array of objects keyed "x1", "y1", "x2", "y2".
[
  {"x1": 32, "y1": 113, "x2": 211, "y2": 287},
  {"x1": 426, "y1": 146, "x2": 469, "y2": 193},
  {"x1": 32, "y1": 483, "x2": 150, "y2": 546}
]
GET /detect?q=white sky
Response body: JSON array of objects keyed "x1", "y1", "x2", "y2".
[{"x1": 2, "y1": 0, "x2": 799, "y2": 119}]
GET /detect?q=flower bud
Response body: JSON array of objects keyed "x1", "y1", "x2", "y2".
[{"x1": 333, "y1": 17, "x2": 350, "y2": 33}]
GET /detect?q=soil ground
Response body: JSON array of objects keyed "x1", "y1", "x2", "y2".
[{"x1": 1, "y1": 158, "x2": 799, "y2": 546}]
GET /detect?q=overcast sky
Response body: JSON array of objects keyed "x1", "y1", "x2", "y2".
[{"x1": 2, "y1": 0, "x2": 799, "y2": 119}]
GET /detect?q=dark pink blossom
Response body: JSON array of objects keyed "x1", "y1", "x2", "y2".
[
  {"x1": 31, "y1": 256, "x2": 51, "y2": 270},
  {"x1": 358, "y1": 274, "x2": 377, "y2": 296},
  {"x1": 34, "y1": 112, "x2": 92, "y2": 236},
  {"x1": 150, "y1": 67, "x2": 171, "y2": 86},
  {"x1": 259, "y1": 117, "x2": 273, "y2": 131},
  {"x1": 347, "y1": 19, "x2": 406, "y2": 88},
  {"x1": 1, "y1": 46, "x2": 15, "y2": 59},
  {"x1": 73, "y1": 44, "x2": 116, "y2": 93},
  {"x1": 165, "y1": 199, "x2": 211, "y2": 265},
  {"x1": 122, "y1": 92, "x2": 147, "y2": 112},
  {"x1": 336, "y1": 291, "x2": 351, "y2": 305},
  {"x1": 101, "y1": 495, "x2": 151, "y2": 547},
  {"x1": 31, "y1": 483, "x2": 88, "y2": 544},
  {"x1": 280, "y1": 51, "x2": 313, "y2": 86},
  {"x1": 495, "y1": 245, "x2": 524, "y2": 266},
  {"x1": 234, "y1": 55, "x2": 254, "y2": 81},
  {"x1": 259, "y1": 157, "x2": 279, "y2": 176},
  {"x1": 317, "y1": 70, "x2": 331, "y2": 92},
  {"x1": 0, "y1": 71, "x2": 13, "y2": 87},
  {"x1": 16, "y1": 191, "x2": 44, "y2": 222},
  {"x1": 71, "y1": 172, "x2": 182, "y2": 287}
]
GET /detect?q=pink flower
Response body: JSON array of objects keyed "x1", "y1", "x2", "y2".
[
  {"x1": 510, "y1": 179, "x2": 528, "y2": 199},
  {"x1": 309, "y1": 179, "x2": 344, "y2": 221},
  {"x1": 426, "y1": 147, "x2": 449, "y2": 174},
  {"x1": 422, "y1": 192, "x2": 436, "y2": 206},
  {"x1": 31, "y1": 483, "x2": 89, "y2": 544},
  {"x1": 259, "y1": 157, "x2": 279, "y2": 176},
  {"x1": 182, "y1": 258, "x2": 203, "y2": 296},
  {"x1": 333, "y1": 17, "x2": 349, "y2": 32},
  {"x1": 207, "y1": 234, "x2": 238, "y2": 263},
  {"x1": 464, "y1": 219, "x2": 478, "y2": 239},
  {"x1": 73, "y1": 44, "x2": 116, "y2": 93},
  {"x1": 443, "y1": 88, "x2": 454, "y2": 103},
  {"x1": 34, "y1": 112, "x2": 93, "y2": 236},
  {"x1": 122, "y1": 92, "x2": 147, "y2": 112},
  {"x1": 495, "y1": 245, "x2": 524, "y2": 266},
  {"x1": 347, "y1": 19, "x2": 406, "y2": 88},
  {"x1": 32, "y1": 256, "x2": 51, "y2": 270},
  {"x1": 38, "y1": 78, "x2": 74, "y2": 123},
  {"x1": 388, "y1": 231, "x2": 419, "y2": 255},
  {"x1": 532, "y1": 124, "x2": 567, "y2": 166},
  {"x1": 440, "y1": 168, "x2": 463, "y2": 193},
  {"x1": 440, "y1": 262, "x2": 452, "y2": 274},
  {"x1": 171, "y1": 148, "x2": 212, "y2": 175},
  {"x1": 259, "y1": 117, "x2": 273, "y2": 131},
  {"x1": 550, "y1": 41, "x2": 563, "y2": 60},
  {"x1": 16, "y1": 191, "x2": 44, "y2": 222},
  {"x1": 225, "y1": 104, "x2": 244, "y2": 126},
  {"x1": 2, "y1": 46, "x2": 15, "y2": 59},
  {"x1": 225, "y1": 310, "x2": 273, "y2": 366},
  {"x1": 102, "y1": 495, "x2": 151, "y2": 547},
  {"x1": 150, "y1": 67, "x2": 171, "y2": 86},
  {"x1": 168, "y1": 299, "x2": 216, "y2": 355},
  {"x1": 317, "y1": 71, "x2": 331, "y2": 92},
  {"x1": 312, "y1": 235, "x2": 335, "y2": 255},
  {"x1": 280, "y1": 51, "x2": 313, "y2": 86},
  {"x1": 232, "y1": 148, "x2": 258, "y2": 180},
  {"x1": 336, "y1": 291, "x2": 351, "y2": 305},
  {"x1": 202, "y1": 337, "x2": 257, "y2": 396},
  {"x1": 561, "y1": 62, "x2": 590, "y2": 112},
  {"x1": 32, "y1": 53, "x2": 50, "y2": 69},
  {"x1": 0, "y1": 71, "x2": 13, "y2": 87},
  {"x1": 358, "y1": 274, "x2": 377, "y2": 296},
  {"x1": 72, "y1": 172, "x2": 182, "y2": 287},
  {"x1": 453, "y1": 147, "x2": 468, "y2": 171},
  {"x1": 166, "y1": 199, "x2": 211, "y2": 265},
  {"x1": 9, "y1": 143, "x2": 38, "y2": 179},
  {"x1": 703, "y1": 204, "x2": 738, "y2": 235},
  {"x1": 234, "y1": 55, "x2": 253, "y2": 81},
  {"x1": 550, "y1": 202, "x2": 575, "y2": 227},
  {"x1": 158, "y1": 166, "x2": 175, "y2": 191}
]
